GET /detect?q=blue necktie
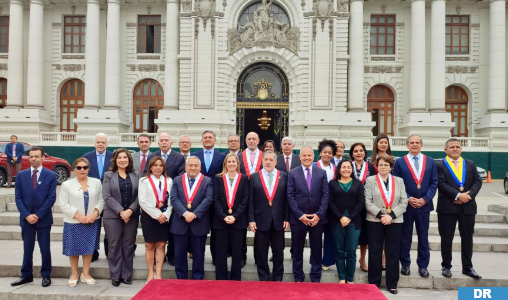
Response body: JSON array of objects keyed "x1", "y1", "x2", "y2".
[
  {"x1": 205, "y1": 151, "x2": 211, "y2": 172},
  {"x1": 98, "y1": 154, "x2": 104, "y2": 179},
  {"x1": 162, "y1": 153, "x2": 168, "y2": 162},
  {"x1": 413, "y1": 156, "x2": 419, "y2": 172},
  {"x1": 189, "y1": 178, "x2": 195, "y2": 189}
]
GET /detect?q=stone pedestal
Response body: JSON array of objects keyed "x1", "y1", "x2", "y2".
[
  {"x1": 0, "y1": 109, "x2": 56, "y2": 142},
  {"x1": 74, "y1": 109, "x2": 130, "y2": 135},
  {"x1": 398, "y1": 112, "x2": 454, "y2": 142}
]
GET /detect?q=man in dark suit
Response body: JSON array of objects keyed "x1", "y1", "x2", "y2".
[
  {"x1": 82, "y1": 133, "x2": 114, "y2": 262},
  {"x1": 287, "y1": 146, "x2": 329, "y2": 283},
  {"x1": 437, "y1": 138, "x2": 482, "y2": 279},
  {"x1": 393, "y1": 135, "x2": 438, "y2": 278},
  {"x1": 11, "y1": 146, "x2": 57, "y2": 288},
  {"x1": 143, "y1": 132, "x2": 186, "y2": 265},
  {"x1": 249, "y1": 151, "x2": 289, "y2": 281},
  {"x1": 132, "y1": 134, "x2": 152, "y2": 175},
  {"x1": 334, "y1": 140, "x2": 345, "y2": 167},
  {"x1": 276, "y1": 136, "x2": 301, "y2": 173},
  {"x1": 170, "y1": 156, "x2": 213, "y2": 279},
  {"x1": 226, "y1": 134, "x2": 241, "y2": 155},
  {"x1": 178, "y1": 135, "x2": 192, "y2": 163},
  {"x1": 5, "y1": 135, "x2": 24, "y2": 188}
]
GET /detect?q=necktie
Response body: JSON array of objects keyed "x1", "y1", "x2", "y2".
[
  {"x1": 250, "y1": 151, "x2": 255, "y2": 166},
  {"x1": 189, "y1": 178, "x2": 195, "y2": 189},
  {"x1": 306, "y1": 168, "x2": 311, "y2": 191},
  {"x1": 413, "y1": 156, "x2": 419, "y2": 172},
  {"x1": 13, "y1": 144, "x2": 16, "y2": 156},
  {"x1": 453, "y1": 160, "x2": 459, "y2": 169},
  {"x1": 268, "y1": 172, "x2": 274, "y2": 188},
  {"x1": 285, "y1": 156, "x2": 290, "y2": 172},
  {"x1": 98, "y1": 154, "x2": 104, "y2": 179},
  {"x1": 184, "y1": 154, "x2": 188, "y2": 161},
  {"x1": 205, "y1": 151, "x2": 211, "y2": 172},
  {"x1": 32, "y1": 169, "x2": 38, "y2": 189},
  {"x1": 162, "y1": 153, "x2": 168, "y2": 162},
  {"x1": 140, "y1": 154, "x2": 147, "y2": 173}
]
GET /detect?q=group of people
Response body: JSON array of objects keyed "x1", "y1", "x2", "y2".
[{"x1": 10, "y1": 131, "x2": 483, "y2": 295}]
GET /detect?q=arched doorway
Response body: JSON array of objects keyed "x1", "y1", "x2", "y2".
[
  {"x1": 0, "y1": 78, "x2": 6, "y2": 108},
  {"x1": 367, "y1": 85, "x2": 395, "y2": 136},
  {"x1": 445, "y1": 85, "x2": 468, "y2": 137},
  {"x1": 60, "y1": 79, "x2": 85, "y2": 132},
  {"x1": 236, "y1": 62, "x2": 289, "y2": 152},
  {"x1": 133, "y1": 79, "x2": 164, "y2": 133}
]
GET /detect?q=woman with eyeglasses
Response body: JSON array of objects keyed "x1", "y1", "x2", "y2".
[{"x1": 59, "y1": 157, "x2": 104, "y2": 287}]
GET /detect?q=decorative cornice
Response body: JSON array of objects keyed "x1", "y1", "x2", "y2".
[
  {"x1": 52, "y1": 23, "x2": 61, "y2": 27},
  {"x1": 445, "y1": 56, "x2": 470, "y2": 61},
  {"x1": 62, "y1": 55, "x2": 85, "y2": 59},
  {"x1": 446, "y1": 66, "x2": 478, "y2": 73},
  {"x1": 137, "y1": 55, "x2": 161, "y2": 60},
  {"x1": 371, "y1": 56, "x2": 396, "y2": 61},
  {"x1": 364, "y1": 65, "x2": 403, "y2": 73},
  {"x1": 63, "y1": 64, "x2": 83, "y2": 72},
  {"x1": 138, "y1": 64, "x2": 158, "y2": 72}
]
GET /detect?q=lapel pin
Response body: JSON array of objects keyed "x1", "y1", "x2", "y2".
[{"x1": 38, "y1": 181, "x2": 41, "y2": 184}]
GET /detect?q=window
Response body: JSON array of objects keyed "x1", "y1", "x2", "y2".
[
  {"x1": 445, "y1": 85, "x2": 468, "y2": 137},
  {"x1": 138, "y1": 15, "x2": 161, "y2": 53},
  {"x1": 133, "y1": 79, "x2": 164, "y2": 133},
  {"x1": 367, "y1": 85, "x2": 394, "y2": 136},
  {"x1": 0, "y1": 16, "x2": 8, "y2": 53},
  {"x1": 60, "y1": 79, "x2": 85, "y2": 132},
  {"x1": 370, "y1": 15, "x2": 395, "y2": 55},
  {"x1": 0, "y1": 78, "x2": 6, "y2": 108},
  {"x1": 64, "y1": 16, "x2": 86, "y2": 53},
  {"x1": 446, "y1": 15, "x2": 469, "y2": 55}
]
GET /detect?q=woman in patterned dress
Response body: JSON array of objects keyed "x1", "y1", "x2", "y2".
[{"x1": 59, "y1": 157, "x2": 104, "y2": 287}]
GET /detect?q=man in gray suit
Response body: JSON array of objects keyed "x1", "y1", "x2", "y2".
[
  {"x1": 132, "y1": 134, "x2": 152, "y2": 175},
  {"x1": 178, "y1": 135, "x2": 192, "y2": 163}
]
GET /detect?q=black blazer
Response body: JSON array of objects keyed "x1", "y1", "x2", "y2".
[
  {"x1": 436, "y1": 159, "x2": 482, "y2": 215},
  {"x1": 327, "y1": 178, "x2": 365, "y2": 230},
  {"x1": 212, "y1": 174, "x2": 249, "y2": 230},
  {"x1": 275, "y1": 154, "x2": 301, "y2": 173},
  {"x1": 143, "y1": 150, "x2": 185, "y2": 179},
  {"x1": 248, "y1": 171, "x2": 289, "y2": 232},
  {"x1": 238, "y1": 150, "x2": 263, "y2": 177}
]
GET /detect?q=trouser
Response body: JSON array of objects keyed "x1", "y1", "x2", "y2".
[
  {"x1": 291, "y1": 222, "x2": 324, "y2": 282},
  {"x1": 7, "y1": 162, "x2": 21, "y2": 187},
  {"x1": 438, "y1": 212, "x2": 475, "y2": 270},
  {"x1": 400, "y1": 209, "x2": 430, "y2": 268},
  {"x1": 255, "y1": 222, "x2": 284, "y2": 281},
  {"x1": 215, "y1": 226, "x2": 244, "y2": 280},
  {"x1": 173, "y1": 229, "x2": 207, "y2": 279},
  {"x1": 322, "y1": 227, "x2": 335, "y2": 266},
  {"x1": 332, "y1": 222, "x2": 361, "y2": 282},
  {"x1": 103, "y1": 217, "x2": 139, "y2": 280},
  {"x1": 368, "y1": 222, "x2": 402, "y2": 290},
  {"x1": 21, "y1": 226, "x2": 52, "y2": 278}
]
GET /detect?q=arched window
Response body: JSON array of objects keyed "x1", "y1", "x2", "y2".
[
  {"x1": 446, "y1": 85, "x2": 468, "y2": 137},
  {"x1": 60, "y1": 79, "x2": 85, "y2": 132},
  {"x1": 0, "y1": 78, "x2": 6, "y2": 108},
  {"x1": 133, "y1": 79, "x2": 164, "y2": 133},
  {"x1": 237, "y1": 1, "x2": 290, "y2": 32},
  {"x1": 367, "y1": 85, "x2": 395, "y2": 136}
]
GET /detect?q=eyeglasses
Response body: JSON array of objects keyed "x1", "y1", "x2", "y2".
[
  {"x1": 228, "y1": 140, "x2": 240, "y2": 143},
  {"x1": 76, "y1": 166, "x2": 89, "y2": 170}
]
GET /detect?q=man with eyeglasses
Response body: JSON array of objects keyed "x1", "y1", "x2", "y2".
[
  {"x1": 226, "y1": 134, "x2": 241, "y2": 155},
  {"x1": 179, "y1": 135, "x2": 192, "y2": 163}
]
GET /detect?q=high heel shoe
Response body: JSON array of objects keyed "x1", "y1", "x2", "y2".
[
  {"x1": 80, "y1": 274, "x2": 96, "y2": 285},
  {"x1": 359, "y1": 260, "x2": 368, "y2": 272},
  {"x1": 68, "y1": 275, "x2": 78, "y2": 287}
]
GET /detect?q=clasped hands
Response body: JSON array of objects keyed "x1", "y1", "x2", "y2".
[
  {"x1": 409, "y1": 197, "x2": 426, "y2": 209},
  {"x1": 74, "y1": 211, "x2": 98, "y2": 224},
  {"x1": 455, "y1": 191, "x2": 471, "y2": 205},
  {"x1": 158, "y1": 214, "x2": 168, "y2": 224},
  {"x1": 249, "y1": 221, "x2": 289, "y2": 233},
  {"x1": 25, "y1": 214, "x2": 39, "y2": 225},
  {"x1": 184, "y1": 212, "x2": 196, "y2": 223},
  {"x1": 224, "y1": 216, "x2": 236, "y2": 225},
  {"x1": 301, "y1": 214, "x2": 320, "y2": 227},
  {"x1": 339, "y1": 216, "x2": 351, "y2": 227},
  {"x1": 120, "y1": 209, "x2": 133, "y2": 224},
  {"x1": 380, "y1": 214, "x2": 392, "y2": 225}
]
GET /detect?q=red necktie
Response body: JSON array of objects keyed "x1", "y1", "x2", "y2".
[
  {"x1": 32, "y1": 169, "x2": 38, "y2": 189},
  {"x1": 140, "y1": 154, "x2": 147, "y2": 173},
  {"x1": 286, "y1": 156, "x2": 290, "y2": 172}
]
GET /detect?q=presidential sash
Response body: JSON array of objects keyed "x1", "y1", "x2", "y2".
[
  {"x1": 242, "y1": 150, "x2": 263, "y2": 179},
  {"x1": 223, "y1": 173, "x2": 241, "y2": 214},
  {"x1": 259, "y1": 170, "x2": 280, "y2": 207},
  {"x1": 444, "y1": 156, "x2": 466, "y2": 192},
  {"x1": 182, "y1": 173, "x2": 204, "y2": 209}
]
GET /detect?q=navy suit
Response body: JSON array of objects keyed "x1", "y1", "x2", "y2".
[
  {"x1": 5, "y1": 142, "x2": 24, "y2": 163},
  {"x1": 393, "y1": 154, "x2": 438, "y2": 269},
  {"x1": 82, "y1": 150, "x2": 113, "y2": 181},
  {"x1": 275, "y1": 154, "x2": 301, "y2": 173},
  {"x1": 15, "y1": 167, "x2": 57, "y2": 278},
  {"x1": 287, "y1": 166, "x2": 329, "y2": 282},
  {"x1": 142, "y1": 150, "x2": 185, "y2": 179},
  {"x1": 170, "y1": 174, "x2": 213, "y2": 279}
]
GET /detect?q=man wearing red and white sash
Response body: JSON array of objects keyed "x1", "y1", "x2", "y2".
[
  {"x1": 248, "y1": 151, "x2": 289, "y2": 281},
  {"x1": 170, "y1": 157, "x2": 213, "y2": 279},
  {"x1": 393, "y1": 135, "x2": 438, "y2": 278}
]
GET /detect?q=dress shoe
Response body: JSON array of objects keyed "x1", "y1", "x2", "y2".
[
  {"x1": 241, "y1": 260, "x2": 246, "y2": 268},
  {"x1": 11, "y1": 275, "x2": 33, "y2": 286},
  {"x1": 270, "y1": 255, "x2": 273, "y2": 262},
  {"x1": 442, "y1": 268, "x2": 452, "y2": 278},
  {"x1": 121, "y1": 278, "x2": 132, "y2": 285},
  {"x1": 382, "y1": 266, "x2": 386, "y2": 271},
  {"x1": 168, "y1": 258, "x2": 175, "y2": 266},
  {"x1": 462, "y1": 268, "x2": 482, "y2": 279},
  {"x1": 322, "y1": 265, "x2": 329, "y2": 271},
  {"x1": 388, "y1": 289, "x2": 398, "y2": 295},
  {"x1": 111, "y1": 280, "x2": 120, "y2": 287},
  {"x1": 42, "y1": 276, "x2": 51, "y2": 287},
  {"x1": 91, "y1": 250, "x2": 99, "y2": 262},
  {"x1": 419, "y1": 268, "x2": 430, "y2": 278},
  {"x1": 401, "y1": 266, "x2": 410, "y2": 276}
]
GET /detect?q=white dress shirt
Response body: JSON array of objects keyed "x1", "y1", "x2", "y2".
[
  {"x1": 283, "y1": 154, "x2": 292, "y2": 169},
  {"x1": 302, "y1": 164, "x2": 313, "y2": 180},
  {"x1": 161, "y1": 149, "x2": 172, "y2": 161},
  {"x1": 139, "y1": 151, "x2": 150, "y2": 163},
  {"x1": 246, "y1": 148, "x2": 260, "y2": 174},
  {"x1": 261, "y1": 168, "x2": 277, "y2": 198},
  {"x1": 334, "y1": 156, "x2": 342, "y2": 167},
  {"x1": 96, "y1": 150, "x2": 106, "y2": 167}
]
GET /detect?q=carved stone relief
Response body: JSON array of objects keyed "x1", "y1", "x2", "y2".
[
  {"x1": 62, "y1": 55, "x2": 85, "y2": 59},
  {"x1": 0, "y1": 55, "x2": 7, "y2": 59},
  {"x1": 63, "y1": 64, "x2": 83, "y2": 72},
  {"x1": 182, "y1": 0, "x2": 192, "y2": 11},
  {"x1": 138, "y1": 64, "x2": 158, "y2": 72},
  {"x1": 126, "y1": 23, "x2": 137, "y2": 28},
  {"x1": 137, "y1": 55, "x2": 161, "y2": 60},
  {"x1": 337, "y1": 0, "x2": 348, "y2": 12},
  {"x1": 446, "y1": 66, "x2": 478, "y2": 74},
  {"x1": 0, "y1": 64, "x2": 7, "y2": 71},
  {"x1": 180, "y1": 0, "x2": 224, "y2": 32},
  {"x1": 371, "y1": 57, "x2": 395, "y2": 61},
  {"x1": 446, "y1": 57, "x2": 469, "y2": 61},
  {"x1": 364, "y1": 65, "x2": 403, "y2": 73},
  {"x1": 52, "y1": 23, "x2": 61, "y2": 27}
]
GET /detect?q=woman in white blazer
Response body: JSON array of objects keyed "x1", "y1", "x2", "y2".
[
  {"x1": 59, "y1": 157, "x2": 104, "y2": 287},
  {"x1": 138, "y1": 156, "x2": 173, "y2": 283}
]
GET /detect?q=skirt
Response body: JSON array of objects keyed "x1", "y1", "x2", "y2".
[
  {"x1": 62, "y1": 219, "x2": 101, "y2": 256},
  {"x1": 141, "y1": 211, "x2": 170, "y2": 243}
]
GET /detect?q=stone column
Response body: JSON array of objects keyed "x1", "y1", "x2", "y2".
[
  {"x1": 347, "y1": 0, "x2": 364, "y2": 112},
  {"x1": 409, "y1": 0, "x2": 426, "y2": 112},
  {"x1": 6, "y1": 0, "x2": 24, "y2": 108},
  {"x1": 25, "y1": 0, "x2": 45, "y2": 109},
  {"x1": 84, "y1": 0, "x2": 100, "y2": 109},
  {"x1": 429, "y1": 0, "x2": 446, "y2": 112},
  {"x1": 488, "y1": 0, "x2": 507, "y2": 113},
  {"x1": 164, "y1": 0, "x2": 179, "y2": 109},
  {"x1": 104, "y1": 0, "x2": 121, "y2": 109}
]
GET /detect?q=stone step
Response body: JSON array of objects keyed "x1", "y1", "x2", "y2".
[
  {"x1": 0, "y1": 224, "x2": 507, "y2": 253},
  {"x1": 488, "y1": 203, "x2": 508, "y2": 217},
  {"x1": 0, "y1": 194, "x2": 15, "y2": 213},
  {"x1": 0, "y1": 240, "x2": 506, "y2": 290}
]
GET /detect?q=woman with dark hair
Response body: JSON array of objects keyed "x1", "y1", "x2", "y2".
[
  {"x1": 327, "y1": 160, "x2": 365, "y2": 283},
  {"x1": 102, "y1": 148, "x2": 139, "y2": 287},
  {"x1": 350, "y1": 142, "x2": 377, "y2": 272},
  {"x1": 368, "y1": 134, "x2": 396, "y2": 172},
  {"x1": 263, "y1": 140, "x2": 276, "y2": 153}
]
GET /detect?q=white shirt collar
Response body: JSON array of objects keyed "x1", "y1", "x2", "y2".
[
  {"x1": 283, "y1": 153, "x2": 292, "y2": 160},
  {"x1": 30, "y1": 165, "x2": 43, "y2": 174},
  {"x1": 262, "y1": 168, "x2": 276, "y2": 177},
  {"x1": 161, "y1": 149, "x2": 172, "y2": 156}
]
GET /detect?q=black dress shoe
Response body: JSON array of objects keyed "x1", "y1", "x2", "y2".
[
  {"x1": 241, "y1": 260, "x2": 246, "y2": 268},
  {"x1": 91, "y1": 250, "x2": 99, "y2": 262},
  {"x1": 388, "y1": 289, "x2": 398, "y2": 295},
  {"x1": 270, "y1": 256, "x2": 273, "y2": 262},
  {"x1": 442, "y1": 268, "x2": 452, "y2": 278},
  {"x1": 401, "y1": 266, "x2": 410, "y2": 276},
  {"x1": 462, "y1": 268, "x2": 482, "y2": 279},
  {"x1": 111, "y1": 280, "x2": 120, "y2": 287},
  {"x1": 382, "y1": 266, "x2": 386, "y2": 271},
  {"x1": 121, "y1": 278, "x2": 132, "y2": 285},
  {"x1": 42, "y1": 276, "x2": 51, "y2": 287},
  {"x1": 419, "y1": 268, "x2": 430, "y2": 278},
  {"x1": 168, "y1": 258, "x2": 175, "y2": 266},
  {"x1": 11, "y1": 275, "x2": 33, "y2": 286}
]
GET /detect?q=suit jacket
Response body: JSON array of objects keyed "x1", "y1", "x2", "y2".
[
  {"x1": 327, "y1": 179, "x2": 364, "y2": 230},
  {"x1": 102, "y1": 171, "x2": 140, "y2": 219},
  {"x1": 393, "y1": 154, "x2": 438, "y2": 213},
  {"x1": 138, "y1": 176, "x2": 173, "y2": 220},
  {"x1": 132, "y1": 151, "x2": 150, "y2": 175},
  {"x1": 212, "y1": 174, "x2": 249, "y2": 230},
  {"x1": 248, "y1": 171, "x2": 289, "y2": 231},
  {"x1": 275, "y1": 153, "x2": 301, "y2": 173},
  {"x1": 436, "y1": 159, "x2": 482, "y2": 215},
  {"x1": 142, "y1": 150, "x2": 185, "y2": 180},
  {"x1": 82, "y1": 150, "x2": 113, "y2": 181},
  {"x1": 364, "y1": 175, "x2": 408, "y2": 223},
  {"x1": 59, "y1": 177, "x2": 104, "y2": 223},
  {"x1": 15, "y1": 167, "x2": 57, "y2": 227},
  {"x1": 5, "y1": 143, "x2": 24, "y2": 163},
  {"x1": 191, "y1": 149, "x2": 226, "y2": 181},
  {"x1": 287, "y1": 166, "x2": 329, "y2": 225},
  {"x1": 170, "y1": 174, "x2": 213, "y2": 236},
  {"x1": 238, "y1": 150, "x2": 263, "y2": 177}
]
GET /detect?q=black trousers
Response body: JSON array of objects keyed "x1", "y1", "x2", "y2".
[
  {"x1": 215, "y1": 225, "x2": 244, "y2": 280},
  {"x1": 438, "y1": 212, "x2": 475, "y2": 270},
  {"x1": 255, "y1": 222, "x2": 285, "y2": 281},
  {"x1": 368, "y1": 222, "x2": 402, "y2": 290}
]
